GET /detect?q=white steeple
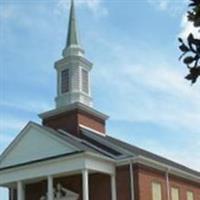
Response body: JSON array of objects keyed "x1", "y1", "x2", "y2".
[{"x1": 55, "y1": 0, "x2": 93, "y2": 108}]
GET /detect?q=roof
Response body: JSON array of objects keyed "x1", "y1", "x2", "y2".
[
  {"x1": 45, "y1": 125, "x2": 200, "y2": 177},
  {"x1": 78, "y1": 128, "x2": 200, "y2": 177},
  {"x1": 1, "y1": 122, "x2": 199, "y2": 180}
]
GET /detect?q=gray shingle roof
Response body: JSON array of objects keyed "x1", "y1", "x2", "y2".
[
  {"x1": 79, "y1": 128, "x2": 200, "y2": 178},
  {"x1": 3, "y1": 122, "x2": 198, "y2": 179},
  {"x1": 33, "y1": 124, "x2": 200, "y2": 178}
]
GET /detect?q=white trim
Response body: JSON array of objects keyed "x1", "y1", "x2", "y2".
[
  {"x1": 0, "y1": 122, "x2": 78, "y2": 168},
  {"x1": 39, "y1": 102, "x2": 109, "y2": 120},
  {"x1": 0, "y1": 152, "x2": 115, "y2": 185},
  {"x1": 55, "y1": 56, "x2": 93, "y2": 71},
  {"x1": 117, "y1": 156, "x2": 200, "y2": 184},
  {"x1": 79, "y1": 124, "x2": 105, "y2": 136}
]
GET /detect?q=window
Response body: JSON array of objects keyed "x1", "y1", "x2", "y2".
[
  {"x1": 61, "y1": 69, "x2": 69, "y2": 93},
  {"x1": 81, "y1": 69, "x2": 89, "y2": 93},
  {"x1": 187, "y1": 191, "x2": 194, "y2": 200},
  {"x1": 171, "y1": 187, "x2": 179, "y2": 200},
  {"x1": 152, "y1": 182, "x2": 162, "y2": 200}
]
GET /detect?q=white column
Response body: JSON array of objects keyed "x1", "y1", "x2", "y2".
[
  {"x1": 47, "y1": 176, "x2": 54, "y2": 200},
  {"x1": 166, "y1": 170, "x2": 170, "y2": 200},
  {"x1": 17, "y1": 181, "x2": 24, "y2": 200},
  {"x1": 82, "y1": 169, "x2": 89, "y2": 200},
  {"x1": 129, "y1": 162, "x2": 135, "y2": 200},
  {"x1": 111, "y1": 174, "x2": 117, "y2": 200},
  {"x1": 10, "y1": 188, "x2": 14, "y2": 200}
]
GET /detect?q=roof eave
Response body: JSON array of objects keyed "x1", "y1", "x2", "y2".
[{"x1": 117, "y1": 155, "x2": 200, "y2": 184}]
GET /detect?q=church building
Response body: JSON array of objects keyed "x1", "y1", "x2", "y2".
[{"x1": 0, "y1": 1, "x2": 199, "y2": 200}]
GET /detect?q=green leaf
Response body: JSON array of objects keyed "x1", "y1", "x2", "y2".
[
  {"x1": 183, "y1": 56, "x2": 195, "y2": 64},
  {"x1": 179, "y1": 44, "x2": 189, "y2": 52}
]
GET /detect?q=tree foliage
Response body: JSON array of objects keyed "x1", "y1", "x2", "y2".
[{"x1": 179, "y1": 0, "x2": 200, "y2": 84}]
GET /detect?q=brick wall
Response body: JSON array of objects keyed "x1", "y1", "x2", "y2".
[
  {"x1": 136, "y1": 164, "x2": 200, "y2": 200},
  {"x1": 89, "y1": 173, "x2": 111, "y2": 200},
  {"x1": 25, "y1": 180, "x2": 47, "y2": 200},
  {"x1": 43, "y1": 109, "x2": 106, "y2": 137},
  {"x1": 114, "y1": 164, "x2": 200, "y2": 200},
  {"x1": 116, "y1": 165, "x2": 131, "y2": 200}
]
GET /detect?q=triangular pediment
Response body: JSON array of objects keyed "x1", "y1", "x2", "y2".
[{"x1": 0, "y1": 122, "x2": 78, "y2": 168}]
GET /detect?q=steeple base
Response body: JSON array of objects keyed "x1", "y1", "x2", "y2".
[
  {"x1": 39, "y1": 103, "x2": 109, "y2": 137},
  {"x1": 55, "y1": 91, "x2": 93, "y2": 108}
]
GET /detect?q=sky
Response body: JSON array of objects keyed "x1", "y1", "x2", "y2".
[{"x1": 0, "y1": 0, "x2": 200, "y2": 199}]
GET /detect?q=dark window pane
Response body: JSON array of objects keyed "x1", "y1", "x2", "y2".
[{"x1": 61, "y1": 69, "x2": 69, "y2": 93}]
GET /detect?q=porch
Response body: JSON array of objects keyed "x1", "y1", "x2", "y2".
[{"x1": 0, "y1": 152, "x2": 116, "y2": 200}]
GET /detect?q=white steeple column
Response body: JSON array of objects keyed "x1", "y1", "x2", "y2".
[
  {"x1": 47, "y1": 176, "x2": 54, "y2": 200},
  {"x1": 17, "y1": 181, "x2": 24, "y2": 200},
  {"x1": 82, "y1": 169, "x2": 89, "y2": 200},
  {"x1": 111, "y1": 174, "x2": 117, "y2": 200},
  {"x1": 55, "y1": 0, "x2": 93, "y2": 109}
]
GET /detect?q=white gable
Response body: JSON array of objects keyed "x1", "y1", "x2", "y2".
[{"x1": 0, "y1": 122, "x2": 78, "y2": 168}]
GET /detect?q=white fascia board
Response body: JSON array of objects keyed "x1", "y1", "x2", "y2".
[
  {"x1": 39, "y1": 102, "x2": 109, "y2": 120},
  {"x1": 0, "y1": 153, "x2": 84, "y2": 185},
  {"x1": 85, "y1": 152, "x2": 115, "y2": 175},
  {"x1": 136, "y1": 156, "x2": 200, "y2": 183},
  {"x1": 0, "y1": 122, "x2": 79, "y2": 168},
  {"x1": 79, "y1": 124, "x2": 105, "y2": 137},
  {"x1": 0, "y1": 122, "x2": 32, "y2": 163},
  {"x1": 116, "y1": 156, "x2": 200, "y2": 183},
  {"x1": 0, "y1": 151, "x2": 115, "y2": 186}
]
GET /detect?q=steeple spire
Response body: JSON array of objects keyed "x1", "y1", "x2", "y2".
[
  {"x1": 63, "y1": 0, "x2": 84, "y2": 57},
  {"x1": 67, "y1": 0, "x2": 79, "y2": 47}
]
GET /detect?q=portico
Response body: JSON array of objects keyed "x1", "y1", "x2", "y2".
[{"x1": 0, "y1": 151, "x2": 117, "y2": 200}]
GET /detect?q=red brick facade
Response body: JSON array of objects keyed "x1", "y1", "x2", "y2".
[
  {"x1": 135, "y1": 164, "x2": 200, "y2": 200},
  {"x1": 42, "y1": 108, "x2": 106, "y2": 137},
  {"x1": 100, "y1": 164, "x2": 199, "y2": 200},
  {"x1": 116, "y1": 165, "x2": 131, "y2": 200},
  {"x1": 9, "y1": 164, "x2": 200, "y2": 200}
]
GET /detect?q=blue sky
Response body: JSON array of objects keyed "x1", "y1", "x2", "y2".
[{"x1": 0, "y1": 0, "x2": 200, "y2": 198}]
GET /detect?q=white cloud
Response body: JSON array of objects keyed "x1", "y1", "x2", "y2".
[
  {"x1": 0, "y1": 116, "x2": 27, "y2": 132},
  {"x1": 56, "y1": 0, "x2": 108, "y2": 17},
  {"x1": 0, "y1": 4, "x2": 15, "y2": 20},
  {"x1": 92, "y1": 35, "x2": 200, "y2": 134},
  {"x1": 139, "y1": 138, "x2": 200, "y2": 171},
  {"x1": 179, "y1": 14, "x2": 200, "y2": 40},
  {"x1": 148, "y1": 0, "x2": 169, "y2": 11},
  {"x1": 0, "y1": 100, "x2": 52, "y2": 114},
  {"x1": 147, "y1": 0, "x2": 186, "y2": 14},
  {"x1": 0, "y1": 134, "x2": 15, "y2": 154}
]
